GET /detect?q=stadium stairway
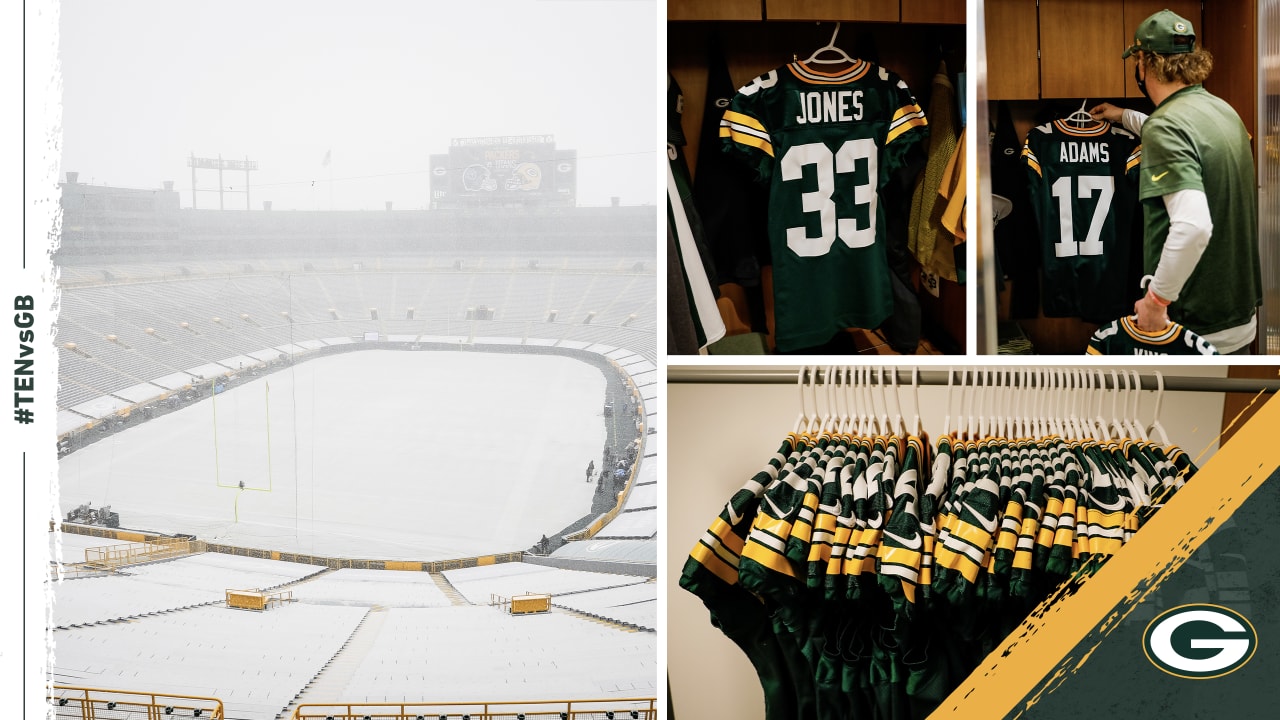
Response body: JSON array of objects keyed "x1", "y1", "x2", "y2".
[
  {"x1": 280, "y1": 605, "x2": 387, "y2": 716},
  {"x1": 429, "y1": 571, "x2": 470, "y2": 606},
  {"x1": 551, "y1": 606, "x2": 651, "y2": 634}
]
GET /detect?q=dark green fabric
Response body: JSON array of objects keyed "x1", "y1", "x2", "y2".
[{"x1": 1139, "y1": 85, "x2": 1261, "y2": 336}]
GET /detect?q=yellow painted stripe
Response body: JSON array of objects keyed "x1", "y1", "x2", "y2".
[
  {"x1": 937, "y1": 391, "x2": 1280, "y2": 717},
  {"x1": 727, "y1": 129, "x2": 774, "y2": 157},
  {"x1": 950, "y1": 519, "x2": 996, "y2": 550},
  {"x1": 887, "y1": 116, "x2": 927, "y2": 145},
  {"x1": 742, "y1": 542, "x2": 798, "y2": 578},
  {"x1": 722, "y1": 110, "x2": 766, "y2": 132},
  {"x1": 691, "y1": 543, "x2": 740, "y2": 586},
  {"x1": 711, "y1": 517, "x2": 745, "y2": 555},
  {"x1": 751, "y1": 514, "x2": 794, "y2": 542},
  {"x1": 879, "y1": 546, "x2": 922, "y2": 569}
]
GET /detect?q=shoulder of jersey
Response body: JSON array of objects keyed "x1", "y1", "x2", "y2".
[
  {"x1": 1029, "y1": 121, "x2": 1055, "y2": 137},
  {"x1": 1110, "y1": 125, "x2": 1137, "y2": 141}
]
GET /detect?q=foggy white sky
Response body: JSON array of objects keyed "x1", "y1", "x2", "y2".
[{"x1": 58, "y1": 0, "x2": 657, "y2": 210}]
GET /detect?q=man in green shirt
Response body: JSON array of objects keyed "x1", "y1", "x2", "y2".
[{"x1": 1090, "y1": 9, "x2": 1261, "y2": 354}]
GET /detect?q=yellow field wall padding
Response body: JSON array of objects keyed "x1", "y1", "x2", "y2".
[
  {"x1": 226, "y1": 591, "x2": 267, "y2": 610},
  {"x1": 116, "y1": 531, "x2": 146, "y2": 542},
  {"x1": 384, "y1": 561, "x2": 423, "y2": 571},
  {"x1": 511, "y1": 594, "x2": 551, "y2": 614},
  {"x1": 477, "y1": 555, "x2": 496, "y2": 566}
]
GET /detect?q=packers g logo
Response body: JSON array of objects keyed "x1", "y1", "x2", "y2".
[{"x1": 1142, "y1": 604, "x2": 1258, "y2": 679}]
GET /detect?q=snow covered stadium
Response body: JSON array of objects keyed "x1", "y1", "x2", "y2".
[{"x1": 49, "y1": 180, "x2": 658, "y2": 720}]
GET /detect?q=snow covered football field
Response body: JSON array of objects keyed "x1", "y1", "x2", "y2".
[{"x1": 57, "y1": 350, "x2": 607, "y2": 560}]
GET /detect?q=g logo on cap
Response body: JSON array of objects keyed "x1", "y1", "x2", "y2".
[
  {"x1": 1174, "y1": 22, "x2": 1187, "y2": 32},
  {"x1": 1142, "y1": 604, "x2": 1258, "y2": 679}
]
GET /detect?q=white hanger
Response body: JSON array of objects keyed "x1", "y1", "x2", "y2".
[
  {"x1": 852, "y1": 366, "x2": 867, "y2": 436},
  {"x1": 1092, "y1": 369, "x2": 1111, "y2": 441},
  {"x1": 873, "y1": 367, "x2": 890, "y2": 437},
  {"x1": 993, "y1": 370, "x2": 1005, "y2": 440},
  {"x1": 814, "y1": 366, "x2": 831, "y2": 434},
  {"x1": 839, "y1": 366, "x2": 849, "y2": 435},
  {"x1": 1049, "y1": 369, "x2": 1064, "y2": 438},
  {"x1": 1068, "y1": 98, "x2": 1095, "y2": 128},
  {"x1": 887, "y1": 367, "x2": 905, "y2": 437},
  {"x1": 1079, "y1": 370, "x2": 1099, "y2": 439},
  {"x1": 820, "y1": 366, "x2": 837, "y2": 435},
  {"x1": 979, "y1": 368, "x2": 992, "y2": 440},
  {"x1": 942, "y1": 367, "x2": 955, "y2": 438},
  {"x1": 1128, "y1": 370, "x2": 1149, "y2": 441},
  {"x1": 793, "y1": 366, "x2": 813, "y2": 435},
  {"x1": 804, "y1": 22, "x2": 856, "y2": 66},
  {"x1": 1039, "y1": 368, "x2": 1049, "y2": 438},
  {"x1": 1148, "y1": 370, "x2": 1171, "y2": 446},
  {"x1": 1066, "y1": 370, "x2": 1083, "y2": 440},
  {"x1": 967, "y1": 363, "x2": 977, "y2": 438},
  {"x1": 909, "y1": 367, "x2": 923, "y2": 438},
  {"x1": 1109, "y1": 370, "x2": 1130, "y2": 440}
]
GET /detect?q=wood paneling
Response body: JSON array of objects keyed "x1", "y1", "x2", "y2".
[
  {"x1": 1040, "y1": 0, "x2": 1125, "y2": 98},
  {"x1": 669, "y1": 0, "x2": 762, "y2": 21},
  {"x1": 901, "y1": 0, "x2": 966, "y2": 25},
  {"x1": 1124, "y1": 0, "x2": 1202, "y2": 98},
  {"x1": 1203, "y1": 0, "x2": 1258, "y2": 141},
  {"x1": 986, "y1": 0, "x2": 1041, "y2": 99},
  {"x1": 766, "y1": 0, "x2": 899, "y2": 22}
]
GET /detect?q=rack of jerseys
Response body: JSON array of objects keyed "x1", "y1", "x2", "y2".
[{"x1": 680, "y1": 429, "x2": 1197, "y2": 720}]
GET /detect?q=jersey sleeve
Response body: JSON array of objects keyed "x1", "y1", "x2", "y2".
[
  {"x1": 1020, "y1": 131, "x2": 1048, "y2": 229},
  {"x1": 719, "y1": 71, "x2": 778, "y2": 183},
  {"x1": 1086, "y1": 320, "x2": 1121, "y2": 355},
  {"x1": 1137, "y1": 118, "x2": 1202, "y2": 200},
  {"x1": 882, "y1": 74, "x2": 929, "y2": 175}
]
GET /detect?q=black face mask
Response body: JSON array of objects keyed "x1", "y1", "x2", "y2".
[{"x1": 1134, "y1": 62, "x2": 1151, "y2": 101}]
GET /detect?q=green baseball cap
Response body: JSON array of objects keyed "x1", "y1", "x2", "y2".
[{"x1": 1123, "y1": 9, "x2": 1196, "y2": 58}]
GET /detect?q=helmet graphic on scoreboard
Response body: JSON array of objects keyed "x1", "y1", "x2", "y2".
[
  {"x1": 506, "y1": 162, "x2": 543, "y2": 191},
  {"x1": 461, "y1": 164, "x2": 496, "y2": 192}
]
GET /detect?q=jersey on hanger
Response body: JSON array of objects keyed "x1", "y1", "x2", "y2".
[
  {"x1": 1086, "y1": 316, "x2": 1219, "y2": 355},
  {"x1": 720, "y1": 60, "x2": 929, "y2": 352},
  {"x1": 668, "y1": 73, "x2": 726, "y2": 353},
  {"x1": 1022, "y1": 119, "x2": 1141, "y2": 323}
]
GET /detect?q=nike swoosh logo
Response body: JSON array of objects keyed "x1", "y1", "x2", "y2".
[
  {"x1": 1152, "y1": 171, "x2": 1170, "y2": 182},
  {"x1": 883, "y1": 528, "x2": 923, "y2": 550},
  {"x1": 962, "y1": 502, "x2": 999, "y2": 534}
]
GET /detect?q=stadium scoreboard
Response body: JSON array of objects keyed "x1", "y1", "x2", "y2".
[{"x1": 430, "y1": 135, "x2": 576, "y2": 208}]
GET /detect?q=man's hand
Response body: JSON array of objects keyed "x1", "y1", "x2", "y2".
[
  {"x1": 1133, "y1": 293, "x2": 1170, "y2": 332},
  {"x1": 1089, "y1": 102, "x2": 1124, "y2": 123}
]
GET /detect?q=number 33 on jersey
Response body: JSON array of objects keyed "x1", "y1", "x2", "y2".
[{"x1": 720, "y1": 60, "x2": 928, "y2": 352}]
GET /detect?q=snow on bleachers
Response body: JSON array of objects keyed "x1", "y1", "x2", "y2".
[
  {"x1": 53, "y1": 552, "x2": 323, "y2": 628},
  {"x1": 442, "y1": 563, "x2": 647, "y2": 606},
  {"x1": 594, "y1": 510, "x2": 656, "y2": 540},
  {"x1": 336, "y1": 606, "x2": 656, "y2": 702},
  {"x1": 52, "y1": 602, "x2": 367, "y2": 720},
  {"x1": 553, "y1": 583, "x2": 656, "y2": 631}
]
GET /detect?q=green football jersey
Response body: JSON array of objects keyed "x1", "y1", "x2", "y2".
[
  {"x1": 1022, "y1": 119, "x2": 1142, "y2": 322},
  {"x1": 721, "y1": 60, "x2": 929, "y2": 351},
  {"x1": 1086, "y1": 315, "x2": 1219, "y2": 355}
]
